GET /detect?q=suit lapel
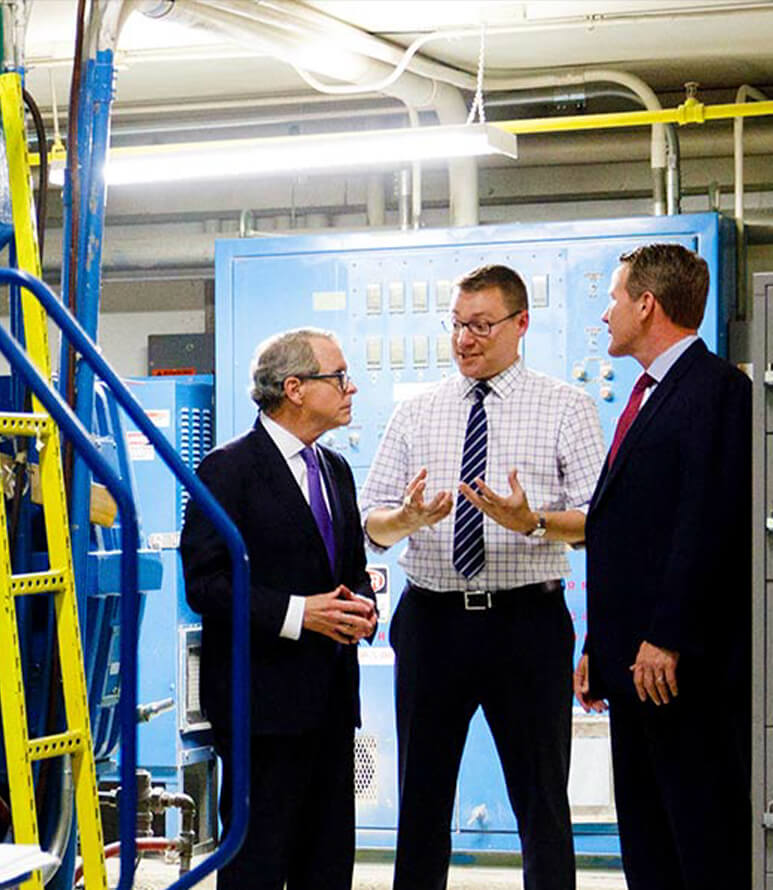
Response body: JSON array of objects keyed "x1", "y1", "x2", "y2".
[
  {"x1": 591, "y1": 340, "x2": 707, "y2": 512},
  {"x1": 248, "y1": 421, "x2": 332, "y2": 569}
]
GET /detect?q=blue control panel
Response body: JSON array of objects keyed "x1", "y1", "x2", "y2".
[{"x1": 214, "y1": 214, "x2": 733, "y2": 854}]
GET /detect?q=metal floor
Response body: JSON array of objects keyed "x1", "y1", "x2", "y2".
[{"x1": 104, "y1": 856, "x2": 628, "y2": 889}]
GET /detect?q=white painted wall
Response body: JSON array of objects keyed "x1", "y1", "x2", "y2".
[{"x1": 0, "y1": 309, "x2": 206, "y2": 378}]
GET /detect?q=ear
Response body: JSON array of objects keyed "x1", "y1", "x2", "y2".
[
  {"x1": 638, "y1": 291, "x2": 657, "y2": 320},
  {"x1": 516, "y1": 310, "x2": 530, "y2": 337},
  {"x1": 283, "y1": 376, "x2": 304, "y2": 407}
]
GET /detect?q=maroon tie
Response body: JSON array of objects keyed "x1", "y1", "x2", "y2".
[{"x1": 608, "y1": 372, "x2": 655, "y2": 467}]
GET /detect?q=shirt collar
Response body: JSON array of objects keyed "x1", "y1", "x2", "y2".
[
  {"x1": 260, "y1": 411, "x2": 309, "y2": 461},
  {"x1": 459, "y1": 357, "x2": 525, "y2": 400},
  {"x1": 646, "y1": 334, "x2": 699, "y2": 384}
]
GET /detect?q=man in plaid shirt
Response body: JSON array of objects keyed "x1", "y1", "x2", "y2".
[{"x1": 361, "y1": 264, "x2": 605, "y2": 890}]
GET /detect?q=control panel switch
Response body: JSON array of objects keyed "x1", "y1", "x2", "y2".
[
  {"x1": 389, "y1": 281, "x2": 405, "y2": 313},
  {"x1": 390, "y1": 337, "x2": 406, "y2": 368},
  {"x1": 412, "y1": 281, "x2": 429, "y2": 313},
  {"x1": 366, "y1": 283, "x2": 383, "y2": 315},
  {"x1": 366, "y1": 336, "x2": 383, "y2": 369},
  {"x1": 413, "y1": 335, "x2": 429, "y2": 367}
]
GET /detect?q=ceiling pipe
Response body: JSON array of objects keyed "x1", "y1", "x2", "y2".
[
  {"x1": 138, "y1": 0, "x2": 478, "y2": 225},
  {"x1": 241, "y1": 2, "x2": 668, "y2": 214},
  {"x1": 734, "y1": 83, "x2": 769, "y2": 319}
]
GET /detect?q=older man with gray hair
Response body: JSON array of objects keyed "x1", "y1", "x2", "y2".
[{"x1": 181, "y1": 327, "x2": 377, "y2": 890}]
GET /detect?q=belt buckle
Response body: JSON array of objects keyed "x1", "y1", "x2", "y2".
[{"x1": 464, "y1": 590, "x2": 491, "y2": 610}]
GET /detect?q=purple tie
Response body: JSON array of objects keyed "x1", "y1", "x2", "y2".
[{"x1": 300, "y1": 446, "x2": 336, "y2": 572}]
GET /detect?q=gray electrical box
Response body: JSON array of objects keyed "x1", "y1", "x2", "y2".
[{"x1": 148, "y1": 333, "x2": 214, "y2": 375}]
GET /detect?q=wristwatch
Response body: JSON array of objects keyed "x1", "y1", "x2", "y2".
[{"x1": 526, "y1": 513, "x2": 547, "y2": 538}]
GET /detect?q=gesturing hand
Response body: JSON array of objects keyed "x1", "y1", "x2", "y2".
[
  {"x1": 303, "y1": 585, "x2": 377, "y2": 644},
  {"x1": 458, "y1": 468, "x2": 536, "y2": 533},
  {"x1": 401, "y1": 468, "x2": 453, "y2": 531}
]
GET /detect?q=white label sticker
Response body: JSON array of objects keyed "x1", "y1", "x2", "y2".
[
  {"x1": 127, "y1": 430, "x2": 155, "y2": 462},
  {"x1": 357, "y1": 646, "x2": 395, "y2": 667},
  {"x1": 148, "y1": 532, "x2": 181, "y2": 550},
  {"x1": 312, "y1": 291, "x2": 347, "y2": 311},
  {"x1": 146, "y1": 409, "x2": 171, "y2": 428}
]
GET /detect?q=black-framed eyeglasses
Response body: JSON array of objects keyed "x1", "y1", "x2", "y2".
[
  {"x1": 297, "y1": 370, "x2": 352, "y2": 392},
  {"x1": 442, "y1": 310, "x2": 523, "y2": 338}
]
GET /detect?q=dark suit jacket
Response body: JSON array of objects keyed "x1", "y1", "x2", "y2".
[
  {"x1": 585, "y1": 339, "x2": 751, "y2": 700},
  {"x1": 180, "y1": 418, "x2": 373, "y2": 735}
]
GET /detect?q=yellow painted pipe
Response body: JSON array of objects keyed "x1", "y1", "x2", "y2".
[
  {"x1": 495, "y1": 98, "x2": 773, "y2": 135},
  {"x1": 29, "y1": 98, "x2": 773, "y2": 168}
]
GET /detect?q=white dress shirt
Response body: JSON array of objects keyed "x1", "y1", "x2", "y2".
[
  {"x1": 640, "y1": 334, "x2": 699, "y2": 407},
  {"x1": 360, "y1": 359, "x2": 606, "y2": 592}
]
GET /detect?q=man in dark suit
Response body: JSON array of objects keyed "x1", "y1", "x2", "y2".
[
  {"x1": 181, "y1": 328, "x2": 377, "y2": 890},
  {"x1": 575, "y1": 243, "x2": 751, "y2": 890}
]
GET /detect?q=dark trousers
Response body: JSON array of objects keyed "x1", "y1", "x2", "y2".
[
  {"x1": 213, "y1": 685, "x2": 355, "y2": 890},
  {"x1": 390, "y1": 583, "x2": 576, "y2": 890},
  {"x1": 608, "y1": 686, "x2": 750, "y2": 890}
]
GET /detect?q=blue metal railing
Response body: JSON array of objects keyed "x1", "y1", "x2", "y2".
[{"x1": 0, "y1": 268, "x2": 250, "y2": 890}]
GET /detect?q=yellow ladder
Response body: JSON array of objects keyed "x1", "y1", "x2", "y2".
[{"x1": 0, "y1": 73, "x2": 107, "y2": 890}]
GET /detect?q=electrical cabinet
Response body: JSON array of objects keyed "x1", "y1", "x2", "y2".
[
  {"x1": 123, "y1": 375, "x2": 217, "y2": 848},
  {"x1": 215, "y1": 214, "x2": 733, "y2": 856}
]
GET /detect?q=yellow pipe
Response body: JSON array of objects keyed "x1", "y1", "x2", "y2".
[
  {"x1": 29, "y1": 98, "x2": 773, "y2": 168},
  {"x1": 495, "y1": 98, "x2": 773, "y2": 135}
]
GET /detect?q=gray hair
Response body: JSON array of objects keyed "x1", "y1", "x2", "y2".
[{"x1": 249, "y1": 327, "x2": 338, "y2": 413}]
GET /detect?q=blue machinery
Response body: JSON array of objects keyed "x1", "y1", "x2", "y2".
[
  {"x1": 214, "y1": 211, "x2": 733, "y2": 859},
  {"x1": 0, "y1": 267, "x2": 250, "y2": 888}
]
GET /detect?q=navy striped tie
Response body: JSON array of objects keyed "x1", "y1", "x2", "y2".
[{"x1": 453, "y1": 381, "x2": 490, "y2": 579}]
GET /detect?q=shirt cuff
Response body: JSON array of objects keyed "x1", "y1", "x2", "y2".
[
  {"x1": 279, "y1": 595, "x2": 305, "y2": 640},
  {"x1": 361, "y1": 516, "x2": 390, "y2": 554}
]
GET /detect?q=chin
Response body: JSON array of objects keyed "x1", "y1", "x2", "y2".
[{"x1": 457, "y1": 357, "x2": 482, "y2": 377}]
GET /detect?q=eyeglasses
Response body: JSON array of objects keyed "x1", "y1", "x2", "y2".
[
  {"x1": 296, "y1": 370, "x2": 352, "y2": 392},
  {"x1": 443, "y1": 310, "x2": 523, "y2": 338}
]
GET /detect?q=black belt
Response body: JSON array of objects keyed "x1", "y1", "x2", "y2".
[{"x1": 408, "y1": 579, "x2": 564, "y2": 611}]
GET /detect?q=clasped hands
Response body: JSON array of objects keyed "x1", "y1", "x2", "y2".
[
  {"x1": 304, "y1": 585, "x2": 377, "y2": 645},
  {"x1": 400, "y1": 466, "x2": 537, "y2": 533}
]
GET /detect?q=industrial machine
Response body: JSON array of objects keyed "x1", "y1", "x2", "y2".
[
  {"x1": 214, "y1": 212, "x2": 733, "y2": 858},
  {"x1": 122, "y1": 375, "x2": 217, "y2": 849}
]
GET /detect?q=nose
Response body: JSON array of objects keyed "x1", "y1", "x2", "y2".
[
  {"x1": 456, "y1": 325, "x2": 476, "y2": 347},
  {"x1": 601, "y1": 303, "x2": 611, "y2": 324},
  {"x1": 347, "y1": 379, "x2": 358, "y2": 394}
]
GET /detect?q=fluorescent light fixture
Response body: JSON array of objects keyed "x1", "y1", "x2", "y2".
[{"x1": 48, "y1": 124, "x2": 517, "y2": 187}]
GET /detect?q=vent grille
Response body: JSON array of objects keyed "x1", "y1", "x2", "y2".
[
  {"x1": 354, "y1": 734, "x2": 378, "y2": 801},
  {"x1": 178, "y1": 405, "x2": 213, "y2": 526},
  {"x1": 180, "y1": 627, "x2": 210, "y2": 733}
]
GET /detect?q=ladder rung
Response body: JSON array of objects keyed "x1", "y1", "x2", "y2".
[
  {"x1": 0, "y1": 412, "x2": 52, "y2": 438},
  {"x1": 28, "y1": 730, "x2": 85, "y2": 762},
  {"x1": 10, "y1": 571, "x2": 68, "y2": 596}
]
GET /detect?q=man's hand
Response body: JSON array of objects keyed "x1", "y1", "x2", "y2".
[
  {"x1": 630, "y1": 640, "x2": 680, "y2": 705},
  {"x1": 573, "y1": 654, "x2": 607, "y2": 713},
  {"x1": 458, "y1": 468, "x2": 537, "y2": 533},
  {"x1": 303, "y1": 585, "x2": 377, "y2": 644},
  {"x1": 400, "y1": 468, "x2": 453, "y2": 531}
]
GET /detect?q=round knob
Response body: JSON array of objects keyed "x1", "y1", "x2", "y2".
[
  {"x1": 600, "y1": 362, "x2": 614, "y2": 380},
  {"x1": 349, "y1": 432, "x2": 361, "y2": 447},
  {"x1": 600, "y1": 385, "x2": 614, "y2": 402},
  {"x1": 572, "y1": 363, "x2": 587, "y2": 382}
]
